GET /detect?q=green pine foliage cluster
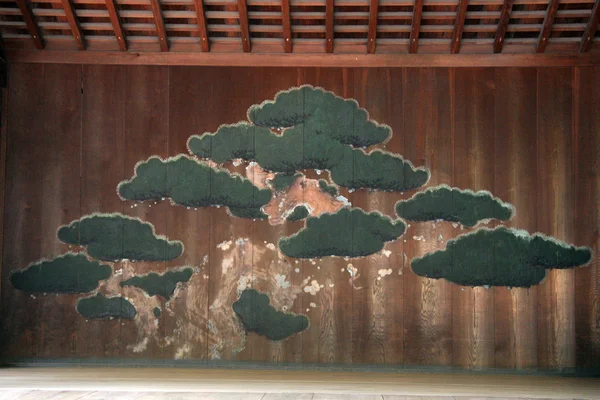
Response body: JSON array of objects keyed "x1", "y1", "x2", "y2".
[
  {"x1": 118, "y1": 155, "x2": 272, "y2": 219},
  {"x1": 10, "y1": 253, "x2": 111, "y2": 294},
  {"x1": 232, "y1": 288, "x2": 308, "y2": 341},
  {"x1": 395, "y1": 185, "x2": 514, "y2": 227},
  {"x1": 318, "y1": 179, "x2": 338, "y2": 197},
  {"x1": 411, "y1": 227, "x2": 593, "y2": 287},
  {"x1": 58, "y1": 213, "x2": 184, "y2": 262},
  {"x1": 76, "y1": 293, "x2": 137, "y2": 320},
  {"x1": 279, "y1": 208, "x2": 406, "y2": 258},
  {"x1": 286, "y1": 205, "x2": 310, "y2": 222},
  {"x1": 120, "y1": 267, "x2": 194, "y2": 300},
  {"x1": 188, "y1": 86, "x2": 430, "y2": 192},
  {"x1": 270, "y1": 172, "x2": 303, "y2": 192}
]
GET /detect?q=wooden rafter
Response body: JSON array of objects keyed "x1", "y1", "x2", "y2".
[
  {"x1": 61, "y1": 0, "x2": 85, "y2": 50},
  {"x1": 237, "y1": 0, "x2": 251, "y2": 52},
  {"x1": 105, "y1": 0, "x2": 126, "y2": 51},
  {"x1": 367, "y1": 0, "x2": 379, "y2": 54},
  {"x1": 281, "y1": 0, "x2": 292, "y2": 53},
  {"x1": 537, "y1": 0, "x2": 560, "y2": 53},
  {"x1": 15, "y1": 0, "x2": 44, "y2": 49},
  {"x1": 451, "y1": 0, "x2": 468, "y2": 54},
  {"x1": 409, "y1": 0, "x2": 424, "y2": 53},
  {"x1": 326, "y1": 0, "x2": 334, "y2": 53},
  {"x1": 494, "y1": 0, "x2": 514, "y2": 53},
  {"x1": 150, "y1": 0, "x2": 168, "y2": 52},
  {"x1": 579, "y1": 0, "x2": 600, "y2": 52},
  {"x1": 193, "y1": 0, "x2": 209, "y2": 52}
]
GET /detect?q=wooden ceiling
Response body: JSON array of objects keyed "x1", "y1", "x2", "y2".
[{"x1": 0, "y1": 0, "x2": 599, "y2": 65}]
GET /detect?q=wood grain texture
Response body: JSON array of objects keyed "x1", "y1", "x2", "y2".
[
  {"x1": 493, "y1": 67, "x2": 538, "y2": 369},
  {"x1": 579, "y1": 0, "x2": 600, "y2": 52},
  {"x1": 105, "y1": 0, "x2": 126, "y2": 51},
  {"x1": 351, "y1": 68, "x2": 403, "y2": 365},
  {"x1": 452, "y1": 68, "x2": 496, "y2": 369},
  {"x1": 409, "y1": 0, "x2": 424, "y2": 53},
  {"x1": 1, "y1": 65, "x2": 599, "y2": 371},
  {"x1": 573, "y1": 66, "x2": 600, "y2": 369},
  {"x1": 494, "y1": 0, "x2": 514, "y2": 53},
  {"x1": 79, "y1": 65, "x2": 127, "y2": 360},
  {"x1": 536, "y1": 68, "x2": 576, "y2": 369},
  {"x1": 537, "y1": 0, "x2": 560, "y2": 53},
  {"x1": 401, "y1": 68, "x2": 453, "y2": 367}
]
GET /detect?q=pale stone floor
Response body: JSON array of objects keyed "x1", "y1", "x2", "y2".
[{"x1": 0, "y1": 393, "x2": 569, "y2": 400}]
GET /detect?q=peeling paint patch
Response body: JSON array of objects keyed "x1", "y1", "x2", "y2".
[
  {"x1": 304, "y1": 280, "x2": 321, "y2": 295},
  {"x1": 217, "y1": 240, "x2": 232, "y2": 251},
  {"x1": 382, "y1": 249, "x2": 392, "y2": 258},
  {"x1": 127, "y1": 337, "x2": 148, "y2": 354},
  {"x1": 266, "y1": 243, "x2": 276, "y2": 251},
  {"x1": 275, "y1": 274, "x2": 291, "y2": 289}
]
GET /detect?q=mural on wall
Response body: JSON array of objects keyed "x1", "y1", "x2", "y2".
[{"x1": 9, "y1": 85, "x2": 593, "y2": 358}]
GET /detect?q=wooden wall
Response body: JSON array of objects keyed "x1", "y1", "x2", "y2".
[{"x1": 1, "y1": 64, "x2": 598, "y2": 371}]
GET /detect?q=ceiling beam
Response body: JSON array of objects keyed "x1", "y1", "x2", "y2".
[
  {"x1": 237, "y1": 0, "x2": 251, "y2": 52},
  {"x1": 105, "y1": 0, "x2": 126, "y2": 51},
  {"x1": 326, "y1": 0, "x2": 334, "y2": 53},
  {"x1": 494, "y1": 0, "x2": 514, "y2": 53},
  {"x1": 193, "y1": 0, "x2": 209, "y2": 52},
  {"x1": 16, "y1": 0, "x2": 44, "y2": 49},
  {"x1": 150, "y1": 0, "x2": 168, "y2": 51},
  {"x1": 8, "y1": 50, "x2": 600, "y2": 68},
  {"x1": 451, "y1": 0, "x2": 468, "y2": 54},
  {"x1": 579, "y1": 0, "x2": 600, "y2": 52},
  {"x1": 536, "y1": 0, "x2": 560, "y2": 53},
  {"x1": 61, "y1": 0, "x2": 85, "y2": 50},
  {"x1": 281, "y1": 0, "x2": 292, "y2": 53},
  {"x1": 367, "y1": 0, "x2": 379, "y2": 53},
  {"x1": 409, "y1": 0, "x2": 424, "y2": 53}
]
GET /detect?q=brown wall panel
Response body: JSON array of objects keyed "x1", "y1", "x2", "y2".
[{"x1": 1, "y1": 64, "x2": 598, "y2": 372}]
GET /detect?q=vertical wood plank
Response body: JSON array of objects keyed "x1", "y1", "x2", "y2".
[
  {"x1": 250, "y1": 67, "x2": 302, "y2": 364},
  {"x1": 351, "y1": 68, "x2": 404, "y2": 365},
  {"x1": 401, "y1": 68, "x2": 454, "y2": 367},
  {"x1": 163, "y1": 66, "x2": 211, "y2": 362},
  {"x1": 296, "y1": 68, "x2": 354, "y2": 364},
  {"x1": 119, "y1": 66, "x2": 170, "y2": 362},
  {"x1": 203, "y1": 68, "x2": 255, "y2": 362},
  {"x1": 493, "y1": 67, "x2": 538, "y2": 369},
  {"x1": 1, "y1": 64, "x2": 45, "y2": 360},
  {"x1": 452, "y1": 67, "x2": 496, "y2": 370},
  {"x1": 536, "y1": 67, "x2": 576, "y2": 370},
  {"x1": 79, "y1": 65, "x2": 127, "y2": 361},
  {"x1": 37, "y1": 64, "x2": 82, "y2": 359},
  {"x1": 574, "y1": 66, "x2": 600, "y2": 369}
]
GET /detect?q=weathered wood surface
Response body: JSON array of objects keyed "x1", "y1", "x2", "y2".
[{"x1": 1, "y1": 65, "x2": 598, "y2": 371}]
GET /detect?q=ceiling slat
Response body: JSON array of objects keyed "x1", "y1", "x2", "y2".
[
  {"x1": 409, "y1": 0, "x2": 424, "y2": 53},
  {"x1": 451, "y1": 0, "x2": 468, "y2": 54},
  {"x1": 536, "y1": 0, "x2": 560, "y2": 53},
  {"x1": 15, "y1": 0, "x2": 44, "y2": 49},
  {"x1": 193, "y1": 0, "x2": 210, "y2": 52},
  {"x1": 493, "y1": 0, "x2": 513, "y2": 53},
  {"x1": 282, "y1": 0, "x2": 292, "y2": 52},
  {"x1": 579, "y1": 0, "x2": 600, "y2": 52},
  {"x1": 61, "y1": 0, "x2": 85, "y2": 50},
  {"x1": 326, "y1": 0, "x2": 334, "y2": 53},
  {"x1": 238, "y1": 0, "x2": 251, "y2": 52},
  {"x1": 367, "y1": 0, "x2": 379, "y2": 53},
  {"x1": 150, "y1": 0, "x2": 169, "y2": 51},
  {"x1": 105, "y1": 0, "x2": 126, "y2": 51}
]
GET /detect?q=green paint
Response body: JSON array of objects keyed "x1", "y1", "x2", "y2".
[
  {"x1": 318, "y1": 179, "x2": 338, "y2": 197},
  {"x1": 411, "y1": 227, "x2": 593, "y2": 287},
  {"x1": 286, "y1": 205, "x2": 310, "y2": 222},
  {"x1": 279, "y1": 208, "x2": 406, "y2": 258},
  {"x1": 153, "y1": 307, "x2": 161, "y2": 318},
  {"x1": 188, "y1": 87, "x2": 429, "y2": 192},
  {"x1": 270, "y1": 172, "x2": 303, "y2": 192},
  {"x1": 120, "y1": 267, "x2": 194, "y2": 300},
  {"x1": 233, "y1": 288, "x2": 308, "y2": 341},
  {"x1": 58, "y1": 213, "x2": 183, "y2": 262},
  {"x1": 76, "y1": 293, "x2": 137, "y2": 320},
  {"x1": 118, "y1": 155, "x2": 271, "y2": 219},
  {"x1": 248, "y1": 86, "x2": 390, "y2": 147},
  {"x1": 10, "y1": 253, "x2": 111, "y2": 294},
  {"x1": 395, "y1": 185, "x2": 514, "y2": 227}
]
